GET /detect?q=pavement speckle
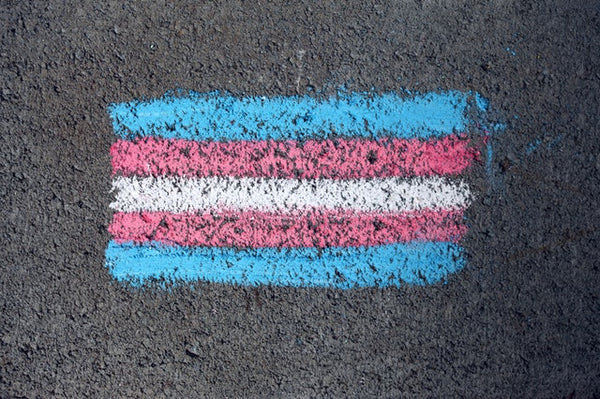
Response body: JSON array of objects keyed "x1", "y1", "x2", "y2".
[{"x1": 1, "y1": 1, "x2": 599, "y2": 397}]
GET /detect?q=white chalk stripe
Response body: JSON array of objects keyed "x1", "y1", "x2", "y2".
[{"x1": 110, "y1": 176, "x2": 472, "y2": 213}]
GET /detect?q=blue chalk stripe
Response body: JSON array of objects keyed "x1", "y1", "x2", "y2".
[
  {"x1": 108, "y1": 91, "x2": 473, "y2": 141},
  {"x1": 105, "y1": 241, "x2": 465, "y2": 288}
]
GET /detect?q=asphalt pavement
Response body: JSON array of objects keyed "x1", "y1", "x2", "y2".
[{"x1": 1, "y1": 1, "x2": 599, "y2": 397}]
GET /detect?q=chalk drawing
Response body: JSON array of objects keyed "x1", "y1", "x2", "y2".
[
  {"x1": 111, "y1": 135, "x2": 479, "y2": 179},
  {"x1": 109, "y1": 91, "x2": 473, "y2": 141},
  {"x1": 474, "y1": 93, "x2": 506, "y2": 194},
  {"x1": 106, "y1": 241, "x2": 465, "y2": 288},
  {"x1": 105, "y1": 90, "x2": 490, "y2": 288},
  {"x1": 110, "y1": 175, "x2": 471, "y2": 214},
  {"x1": 526, "y1": 138, "x2": 542, "y2": 155},
  {"x1": 526, "y1": 133, "x2": 563, "y2": 155}
]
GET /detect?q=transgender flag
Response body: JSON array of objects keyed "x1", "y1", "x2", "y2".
[{"x1": 105, "y1": 91, "x2": 484, "y2": 288}]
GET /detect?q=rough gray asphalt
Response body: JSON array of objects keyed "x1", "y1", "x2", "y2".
[{"x1": 1, "y1": 1, "x2": 599, "y2": 397}]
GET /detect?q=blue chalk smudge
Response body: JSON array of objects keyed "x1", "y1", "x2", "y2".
[
  {"x1": 526, "y1": 138, "x2": 542, "y2": 155},
  {"x1": 475, "y1": 93, "x2": 489, "y2": 112},
  {"x1": 487, "y1": 140, "x2": 494, "y2": 176},
  {"x1": 105, "y1": 241, "x2": 465, "y2": 288},
  {"x1": 108, "y1": 91, "x2": 475, "y2": 141},
  {"x1": 547, "y1": 134, "x2": 563, "y2": 149},
  {"x1": 480, "y1": 115, "x2": 506, "y2": 194},
  {"x1": 526, "y1": 134, "x2": 564, "y2": 156},
  {"x1": 493, "y1": 123, "x2": 506, "y2": 131}
]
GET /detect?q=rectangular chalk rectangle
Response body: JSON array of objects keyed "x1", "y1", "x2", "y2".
[
  {"x1": 105, "y1": 240, "x2": 465, "y2": 288},
  {"x1": 105, "y1": 90, "x2": 487, "y2": 288},
  {"x1": 108, "y1": 91, "x2": 474, "y2": 141},
  {"x1": 111, "y1": 135, "x2": 479, "y2": 179}
]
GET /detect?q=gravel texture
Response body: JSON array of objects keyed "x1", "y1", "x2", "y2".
[{"x1": 1, "y1": 1, "x2": 599, "y2": 397}]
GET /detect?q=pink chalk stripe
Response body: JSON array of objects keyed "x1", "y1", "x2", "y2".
[
  {"x1": 109, "y1": 209, "x2": 467, "y2": 248},
  {"x1": 111, "y1": 135, "x2": 479, "y2": 179}
]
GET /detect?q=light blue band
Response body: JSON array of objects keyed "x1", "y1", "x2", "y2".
[
  {"x1": 108, "y1": 91, "x2": 474, "y2": 141},
  {"x1": 105, "y1": 240, "x2": 465, "y2": 288}
]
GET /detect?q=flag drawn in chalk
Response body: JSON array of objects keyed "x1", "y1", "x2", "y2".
[{"x1": 105, "y1": 91, "x2": 486, "y2": 288}]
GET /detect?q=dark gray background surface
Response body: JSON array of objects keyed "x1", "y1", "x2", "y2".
[{"x1": 1, "y1": 1, "x2": 599, "y2": 397}]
